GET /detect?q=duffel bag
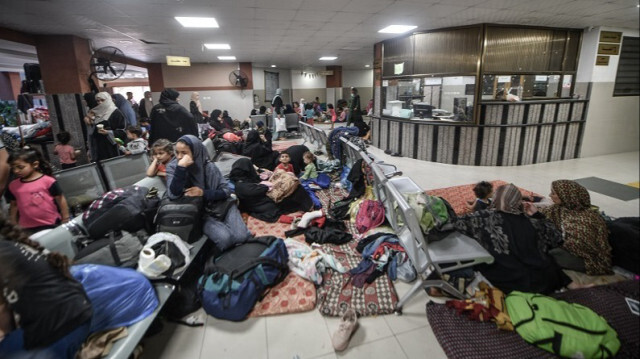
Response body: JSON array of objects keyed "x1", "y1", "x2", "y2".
[
  {"x1": 199, "y1": 236, "x2": 288, "y2": 321},
  {"x1": 74, "y1": 231, "x2": 146, "y2": 268}
]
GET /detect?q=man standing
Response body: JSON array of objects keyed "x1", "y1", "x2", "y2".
[{"x1": 139, "y1": 91, "x2": 153, "y2": 121}]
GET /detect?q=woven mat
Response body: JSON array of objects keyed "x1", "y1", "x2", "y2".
[
  {"x1": 426, "y1": 180, "x2": 541, "y2": 215},
  {"x1": 245, "y1": 216, "x2": 316, "y2": 317},
  {"x1": 271, "y1": 140, "x2": 299, "y2": 153},
  {"x1": 427, "y1": 280, "x2": 640, "y2": 359}
]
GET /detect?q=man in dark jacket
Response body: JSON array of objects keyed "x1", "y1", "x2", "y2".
[{"x1": 149, "y1": 88, "x2": 198, "y2": 143}]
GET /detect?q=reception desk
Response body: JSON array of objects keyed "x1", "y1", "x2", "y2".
[{"x1": 372, "y1": 99, "x2": 588, "y2": 166}]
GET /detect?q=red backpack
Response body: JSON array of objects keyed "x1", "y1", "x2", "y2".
[{"x1": 355, "y1": 200, "x2": 386, "y2": 233}]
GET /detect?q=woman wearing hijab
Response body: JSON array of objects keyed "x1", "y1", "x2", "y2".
[
  {"x1": 241, "y1": 130, "x2": 279, "y2": 171},
  {"x1": 454, "y1": 183, "x2": 571, "y2": 294},
  {"x1": 139, "y1": 91, "x2": 154, "y2": 120},
  {"x1": 189, "y1": 92, "x2": 205, "y2": 124},
  {"x1": 221, "y1": 110, "x2": 234, "y2": 129},
  {"x1": 229, "y1": 158, "x2": 282, "y2": 222},
  {"x1": 83, "y1": 92, "x2": 125, "y2": 161},
  {"x1": 112, "y1": 93, "x2": 137, "y2": 127},
  {"x1": 166, "y1": 135, "x2": 251, "y2": 251},
  {"x1": 271, "y1": 88, "x2": 283, "y2": 115},
  {"x1": 525, "y1": 180, "x2": 613, "y2": 275},
  {"x1": 149, "y1": 88, "x2": 197, "y2": 144},
  {"x1": 208, "y1": 109, "x2": 225, "y2": 132}
]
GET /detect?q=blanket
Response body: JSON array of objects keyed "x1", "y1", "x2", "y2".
[{"x1": 427, "y1": 280, "x2": 639, "y2": 359}]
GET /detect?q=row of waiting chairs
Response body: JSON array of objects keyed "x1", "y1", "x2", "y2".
[
  {"x1": 250, "y1": 114, "x2": 299, "y2": 131},
  {"x1": 298, "y1": 121, "x2": 329, "y2": 155},
  {"x1": 337, "y1": 136, "x2": 494, "y2": 313}
]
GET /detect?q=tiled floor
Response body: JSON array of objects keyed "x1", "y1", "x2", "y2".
[{"x1": 142, "y1": 128, "x2": 639, "y2": 359}]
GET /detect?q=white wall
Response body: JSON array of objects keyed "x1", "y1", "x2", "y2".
[
  {"x1": 578, "y1": 26, "x2": 640, "y2": 157},
  {"x1": 342, "y1": 69, "x2": 373, "y2": 88},
  {"x1": 290, "y1": 68, "x2": 326, "y2": 89}
]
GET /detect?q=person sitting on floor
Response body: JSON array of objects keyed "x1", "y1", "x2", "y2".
[
  {"x1": 242, "y1": 129, "x2": 279, "y2": 171},
  {"x1": 0, "y1": 215, "x2": 93, "y2": 359},
  {"x1": 166, "y1": 134, "x2": 252, "y2": 251},
  {"x1": 300, "y1": 151, "x2": 318, "y2": 181},
  {"x1": 275, "y1": 152, "x2": 295, "y2": 174},
  {"x1": 453, "y1": 183, "x2": 572, "y2": 294},
  {"x1": 467, "y1": 181, "x2": 493, "y2": 212},
  {"x1": 524, "y1": 179, "x2": 613, "y2": 275}
]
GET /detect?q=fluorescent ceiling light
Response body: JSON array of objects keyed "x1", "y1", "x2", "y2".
[
  {"x1": 319, "y1": 56, "x2": 337, "y2": 61},
  {"x1": 175, "y1": 17, "x2": 219, "y2": 28},
  {"x1": 204, "y1": 43, "x2": 230, "y2": 50},
  {"x1": 271, "y1": 64, "x2": 277, "y2": 68},
  {"x1": 217, "y1": 56, "x2": 236, "y2": 60},
  {"x1": 364, "y1": 64, "x2": 371, "y2": 68},
  {"x1": 378, "y1": 25, "x2": 417, "y2": 34}
]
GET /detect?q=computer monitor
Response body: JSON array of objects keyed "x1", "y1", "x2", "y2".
[
  {"x1": 413, "y1": 103, "x2": 434, "y2": 119},
  {"x1": 99, "y1": 153, "x2": 151, "y2": 190}
]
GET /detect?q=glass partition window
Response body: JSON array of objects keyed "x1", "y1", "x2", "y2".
[
  {"x1": 382, "y1": 76, "x2": 475, "y2": 122},
  {"x1": 482, "y1": 74, "x2": 571, "y2": 100}
]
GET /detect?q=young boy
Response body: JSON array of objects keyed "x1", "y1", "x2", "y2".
[
  {"x1": 468, "y1": 181, "x2": 493, "y2": 212},
  {"x1": 120, "y1": 126, "x2": 148, "y2": 155},
  {"x1": 275, "y1": 153, "x2": 294, "y2": 173}
]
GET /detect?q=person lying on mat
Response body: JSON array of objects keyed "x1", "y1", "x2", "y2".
[
  {"x1": 166, "y1": 134, "x2": 252, "y2": 251},
  {"x1": 524, "y1": 180, "x2": 613, "y2": 276},
  {"x1": 453, "y1": 183, "x2": 574, "y2": 294}
]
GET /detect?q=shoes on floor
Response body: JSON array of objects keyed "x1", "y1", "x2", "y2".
[
  {"x1": 308, "y1": 183, "x2": 322, "y2": 190},
  {"x1": 332, "y1": 308, "x2": 358, "y2": 351}
]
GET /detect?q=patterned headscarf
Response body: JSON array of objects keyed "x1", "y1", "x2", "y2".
[
  {"x1": 542, "y1": 180, "x2": 612, "y2": 275},
  {"x1": 491, "y1": 183, "x2": 523, "y2": 215}
]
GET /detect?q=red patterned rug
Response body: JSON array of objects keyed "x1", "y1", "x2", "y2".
[
  {"x1": 245, "y1": 216, "x2": 316, "y2": 317},
  {"x1": 271, "y1": 140, "x2": 298, "y2": 153},
  {"x1": 426, "y1": 180, "x2": 541, "y2": 215}
]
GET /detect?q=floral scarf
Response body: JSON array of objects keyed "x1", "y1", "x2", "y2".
[{"x1": 542, "y1": 180, "x2": 612, "y2": 275}]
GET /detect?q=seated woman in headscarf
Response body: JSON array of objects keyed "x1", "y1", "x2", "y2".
[
  {"x1": 83, "y1": 92, "x2": 126, "y2": 161},
  {"x1": 112, "y1": 93, "x2": 137, "y2": 127},
  {"x1": 229, "y1": 158, "x2": 282, "y2": 222},
  {"x1": 209, "y1": 109, "x2": 233, "y2": 133},
  {"x1": 242, "y1": 130, "x2": 279, "y2": 171},
  {"x1": 221, "y1": 110, "x2": 234, "y2": 129},
  {"x1": 166, "y1": 135, "x2": 251, "y2": 251},
  {"x1": 525, "y1": 180, "x2": 613, "y2": 275},
  {"x1": 149, "y1": 88, "x2": 197, "y2": 144},
  {"x1": 229, "y1": 158, "x2": 314, "y2": 222},
  {"x1": 454, "y1": 183, "x2": 572, "y2": 294}
]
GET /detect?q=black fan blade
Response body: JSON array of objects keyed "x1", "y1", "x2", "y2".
[
  {"x1": 109, "y1": 65, "x2": 117, "y2": 76},
  {"x1": 102, "y1": 65, "x2": 109, "y2": 74}
]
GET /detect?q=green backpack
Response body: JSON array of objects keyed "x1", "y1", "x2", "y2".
[
  {"x1": 505, "y1": 291, "x2": 620, "y2": 358},
  {"x1": 402, "y1": 192, "x2": 449, "y2": 234}
]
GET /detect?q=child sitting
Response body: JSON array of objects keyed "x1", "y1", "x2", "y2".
[
  {"x1": 275, "y1": 152, "x2": 294, "y2": 173},
  {"x1": 468, "y1": 181, "x2": 493, "y2": 212},
  {"x1": 146, "y1": 138, "x2": 173, "y2": 178},
  {"x1": 120, "y1": 126, "x2": 148, "y2": 155},
  {"x1": 300, "y1": 151, "x2": 318, "y2": 181},
  {"x1": 53, "y1": 131, "x2": 79, "y2": 169}
]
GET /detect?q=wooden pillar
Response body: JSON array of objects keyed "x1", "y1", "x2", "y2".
[
  {"x1": 0, "y1": 72, "x2": 21, "y2": 100},
  {"x1": 147, "y1": 63, "x2": 165, "y2": 92},
  {"x1": 35, "y1": 35, "x2": 93, "y2": 94}
]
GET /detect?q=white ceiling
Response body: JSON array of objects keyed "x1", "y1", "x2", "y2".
[{"x1": 0, "y1": 0, "x2": 638, "y2": 72}]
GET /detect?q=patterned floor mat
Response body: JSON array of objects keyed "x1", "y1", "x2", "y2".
[
  {"x1": 271, "y1": 140, "x2": 299, "y2": 153},
  {"x1": 426, "y1": 180, "x2": 541, "y2": 215},
  {"x1": 245, "y1": 216, "x2": 316, "y2": 317},
  {"x1": 427, "y1": 280, "x2": 639, "y2": 359}
]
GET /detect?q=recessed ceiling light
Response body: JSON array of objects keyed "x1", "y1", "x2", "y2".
[
  {"x1": 364, "y1": 64, "x2": 371, "y2": 68},
  {"x1": 271, "y1": 64, "x2": 277, "y2": 68},
  {"x1": 217, "y1": 56, "x2": 236, "y2": 60},
  {"x1": 204, "y1": 43, "x2": 230, "y2": 50},
  {"x1": 378, "y1": 25, "x2": 417, "y2": 34},
  {"x1": 175, "y1": 17, "x2": 219, "y2": 28},
  {"x1": 319, "y1": 56, "x2": 337, "y2": 61},
  {"x1": 119, "y1": 40, "x2": 133, "y2": 44}
]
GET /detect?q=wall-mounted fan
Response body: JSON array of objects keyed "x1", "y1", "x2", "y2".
[
  {"x1": 229, "y1": 69, "x2": 249, "y2": 89},
  {"x1": 88, "y1": 46, "x2": 128, "y2": 92}
]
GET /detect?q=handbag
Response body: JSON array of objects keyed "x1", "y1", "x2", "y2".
[{"x1": 206, "y1": 197, "x2": 236, "y2": 220}]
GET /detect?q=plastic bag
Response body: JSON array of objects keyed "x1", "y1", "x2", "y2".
[{"x1": 71, "y1": 264, "x2": 159, "y2": 333}]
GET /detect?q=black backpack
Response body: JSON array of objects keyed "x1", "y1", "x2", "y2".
[
  {"x1": 83, "y1": 186, "x2": 160, "y2": 239},
  {"x1": 155, "y1": 196, "x2": 203, "y2": 244}
]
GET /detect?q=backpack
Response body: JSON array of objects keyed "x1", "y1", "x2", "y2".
[
  {"x1": 137, "y1": 232, "x2": 191, "y2": 280},
  {"x1": 355, "y1": 199, "x2": 385, "y2": 233},
  {"x1": 155, "y1": 196, "x2": 203, "y2": 244},
  {"x1": 83, "y1": 186, "x2": 160, "y2": 239},
  {"x1": 74, "y1": 230, "x2": 146, "y2": 268},
  {"x1": 403, "y1": 192, "x2": 450, "y2": 234},
  {"x1": 505, "y1": 291, "x2": 620, "y2": 358},
  {"x1": 198, "y1": 236, "x2": 289, "y2": 321}
]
